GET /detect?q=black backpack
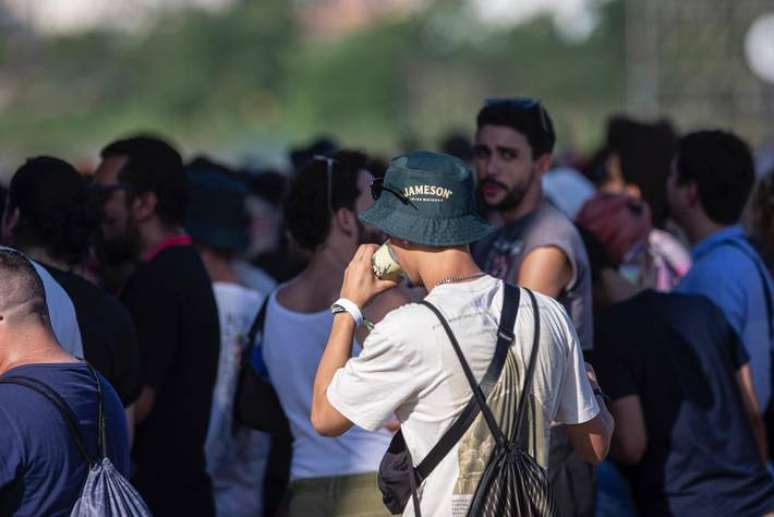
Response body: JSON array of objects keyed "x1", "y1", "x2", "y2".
[
  {"x1": 378, "y1": 285, "x2": 556, "y2": 517},
  {"x1": 0, "y1": 365, "x2": 151, "y2": 516}
]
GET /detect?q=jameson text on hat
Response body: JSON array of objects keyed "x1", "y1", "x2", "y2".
[{"x1": 359, "y1": 150, "x2": 493, "y2": 247}]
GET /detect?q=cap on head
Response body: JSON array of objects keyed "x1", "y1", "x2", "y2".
[
  {"x1": 359, "y1": 150, "x2": 493, "y2": 247},
  {"x1": 476, "y1": 98, "x2": 556, "y2": 157},
  {"x1": 185, "y1": 165, "x2": 250, "y2": 253}
]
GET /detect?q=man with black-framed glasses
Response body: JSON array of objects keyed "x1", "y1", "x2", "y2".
[
  {"x1": 93, "y1": 135, "x2": 221, "y2": 516},
  {"x1": 471, "y1": 99, "x2": 597, "y2": 516}
]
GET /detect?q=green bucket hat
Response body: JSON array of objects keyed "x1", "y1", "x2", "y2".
[{"x1": 359, "y1": 150, "x2": 494, "y2": 247}]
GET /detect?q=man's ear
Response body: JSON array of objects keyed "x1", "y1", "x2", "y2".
[
  {"x1": 3, "y1": 206, "x2": 20, "y2": 234},
  {"x1": 332, "y1": 208, "x2": 357, "y2": 237},
  {"x1": 685, "y1": 181, "x2": 700, "y2": 208},
  {"x1": 131, "y1": 192, "x2": 159, "y2": 222},
  {"x1": 535, "y1": 153, "x2": 553, "y2": 176},
  {"x1": 2, "y1": 206, "x2": 20, "y2": 244}
]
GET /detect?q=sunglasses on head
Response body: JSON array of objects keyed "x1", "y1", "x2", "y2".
[
  {"x1": 483, "y1": 97, "x2": 549, "y2": 135},
  {"x1": 313, "y1": 155, "x2": 337, "y2": 215},
  {"x1": 370, "y1": 178, "x2": 412, "y2": 206}
]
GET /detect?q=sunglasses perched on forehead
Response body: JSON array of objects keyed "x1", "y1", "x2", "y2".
[
  {"x1": 370, "y1": 178, "x2": 412, "y2": 206},
  {"x1": 483, "y1": 97, "x2": 549, "y2": 135},
  {"x1": 313, "y1": 155, "x2": 337, "y2": 215}
]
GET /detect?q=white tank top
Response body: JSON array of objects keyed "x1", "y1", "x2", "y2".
[{"x1": 261, "y1": 290, "x2": 392, "y2": 481}]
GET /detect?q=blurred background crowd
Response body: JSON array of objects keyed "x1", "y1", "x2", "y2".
[{"x1": 2, "y1": 1, "x2": 774, "y2": 517}]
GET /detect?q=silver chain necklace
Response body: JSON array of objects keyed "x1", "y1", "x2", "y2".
[{"x1": 433, "y1": 271, "x2": 487, "y2": 290}]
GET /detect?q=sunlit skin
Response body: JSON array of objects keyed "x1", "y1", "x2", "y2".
[
  {"x1": 472, "y1": 124, "x2": 571, "y2": 297},
  {"x1": 473, "y1": 125, "x2": 551, "y2": 223}
]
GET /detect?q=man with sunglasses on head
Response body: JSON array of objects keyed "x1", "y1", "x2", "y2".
[
  {"x1": 93, "y1": 136, "x2": 221, "y2": 516},
  {"x1": 471, "y1": 99, "x2": 597, "y2": 516},
  {"x1": 261, "y1": 151, "x2": 408, "y2": 516}
]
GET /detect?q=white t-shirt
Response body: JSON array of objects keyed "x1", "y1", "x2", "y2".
[
  {"x1": 327, "y1": 276, "x2": 599, "y2": 517},
  {"x1": 30, "y1": 259, "x2": 83, "y2": 358},
  {"x1": 262, "y1": 290, "x2": 393, "y2": 481},
  {"x1": 206, "y1": 282, "x2": 269, "y2": 517}
]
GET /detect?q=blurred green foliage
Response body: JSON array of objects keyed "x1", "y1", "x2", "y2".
[{"x1": 0, "y1": 0, "x2": 625, "y2": 165}]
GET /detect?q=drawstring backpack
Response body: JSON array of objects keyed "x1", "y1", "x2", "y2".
[
  {"x1": 378, "y1": 286, "x2": 556, "y2": 517},
  {"x1": 0, "y1": 365, "x2": 152, "y2": 516}
]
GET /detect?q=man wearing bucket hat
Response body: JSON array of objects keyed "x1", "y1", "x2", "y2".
[{"x1": 312, "y1": 150, "x2": 613, "y2": 516}]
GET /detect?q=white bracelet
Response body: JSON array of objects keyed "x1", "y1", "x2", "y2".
[{"x1": 331, "y1": 298, "x2": 364, "y2": 327}]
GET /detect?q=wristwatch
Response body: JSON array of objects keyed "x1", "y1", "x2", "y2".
[{"x1": 330, "y1": 300, "x2": 375, "y2": 331}]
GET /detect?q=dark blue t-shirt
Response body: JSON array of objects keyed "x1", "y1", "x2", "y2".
[
  {"x1": 0, "y1": 362, "x2": 130, "y2": 516},
  {"x1": 594, "y1": 291, "x2": 774, "y2": 516}
]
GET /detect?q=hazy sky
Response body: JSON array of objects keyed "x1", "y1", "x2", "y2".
[{"x1": 2, "y1": 0, "x2": 606, "y2": 38}]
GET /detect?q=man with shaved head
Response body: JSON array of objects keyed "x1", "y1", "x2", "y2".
[{"x1": 0, "y1": 249, "x2": 130, "y2": 515}]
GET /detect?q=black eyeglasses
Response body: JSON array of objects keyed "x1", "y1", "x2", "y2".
[
  {"x1": 370, "y1": 178, "x2": 413, "y2": 206},
  {"x1": 87, "y1": 181, "x2": 135, "y2": 205},
  {"x1": 483, "y1": 97, "x2": 549, "y2": 135},
  {"x1": 0, "y1": 247, "x2": 24, "y2": 259},
  {"x1": 313, "y1": 155, "x2": 337, "y2": 215},
  {"x1": 88, "y1": 181, "x2": 133, "y2": 194}
]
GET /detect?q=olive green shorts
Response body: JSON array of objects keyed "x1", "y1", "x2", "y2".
[{"x1": 280, "y1": 472, "x2": 392, "y2": 517}]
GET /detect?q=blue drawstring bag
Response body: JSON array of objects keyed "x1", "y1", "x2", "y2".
[{"x1": 0, "y1": 365, "x2": 152, "y2": 516}]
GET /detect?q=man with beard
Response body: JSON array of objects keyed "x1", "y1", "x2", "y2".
[
  {"x1": 471, "y1": 99, "x2": 596, "y2": 517},
  {"x1": 261, "y1": 151, "x2": 408, "y2": 516},
  {"x1": 94, "y1": 136, "x2": 220, "y2": 516}
]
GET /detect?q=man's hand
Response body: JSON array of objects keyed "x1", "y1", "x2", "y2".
[
  {"x1": 564, "y1": 362, "x2": 615, "y2": 465},
  {"x1": 585, "y1": 362, "x2": 601, "y2": 390},
  {"x1": 340, "y1": 244, "x2": 398, "y2": 308}
]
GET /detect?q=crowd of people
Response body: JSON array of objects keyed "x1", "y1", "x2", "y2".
[{"x1": 0, "y1": 97, "x2": 773, "y2": 517}]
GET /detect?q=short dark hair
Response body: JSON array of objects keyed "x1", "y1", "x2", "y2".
[
  {"x1": 675, "y1": 130, "x2": 755, "y2": 225},
  {"x1": 605, "y1": 116, "x2": 676, "y2": 228},
  {"x1": 0, "y1": 248, "x2": 49, "y2": 326},
  {"x1": 241, "y1": 169, "x2": 290, "y2": 207},
  {"x1": 476, "y1": 100, "x2": 556, "y2": 157},
  {"x1": 8, "y1": 156, "x2": 98, "y2": 265},
  {"x1": 103, "y1": 135, "x2": 187, "y2": 226},
  {"x1": 284, "y1": 150, "x2": 368, "y2": 251}
]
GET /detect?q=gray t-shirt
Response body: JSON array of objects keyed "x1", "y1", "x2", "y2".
[{"x1": 473, "y1": 203, "x2": 594, "y2": 350}]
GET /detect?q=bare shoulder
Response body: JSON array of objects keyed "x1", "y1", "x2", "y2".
[
  {"x1": 517, "y1": 246, "x2": 572, "y2": 297},
  {"x1": 520, "y1": 246, "x2": 571, "y2": 277}
]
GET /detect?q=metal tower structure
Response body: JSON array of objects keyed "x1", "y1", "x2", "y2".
[{"x1": 625, "y1": 0, "x2": 774, "y2": 147}]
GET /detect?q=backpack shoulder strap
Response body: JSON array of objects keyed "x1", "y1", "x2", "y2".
[
  {"x1": 514, "y1": 289, "x2": 541, "y2": 444},
  {"x1": 0, "y1": 375, "x2": 93, "y2": 465},
  {"x1": 241, "y1": 293, "x2": 272, "y2": 377},
  {"x1": 246, "y1": 294, "x2": 271, "y2": 354},
  {"x1": 719, "y1": 238, "x2": 774, "y2": 341},
  {"x1": 415, "y1": 283, "x2": 520, "y2": 477},
  {"x1": 84, "y1": 363, "x2": 108, "y2": 459}
]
